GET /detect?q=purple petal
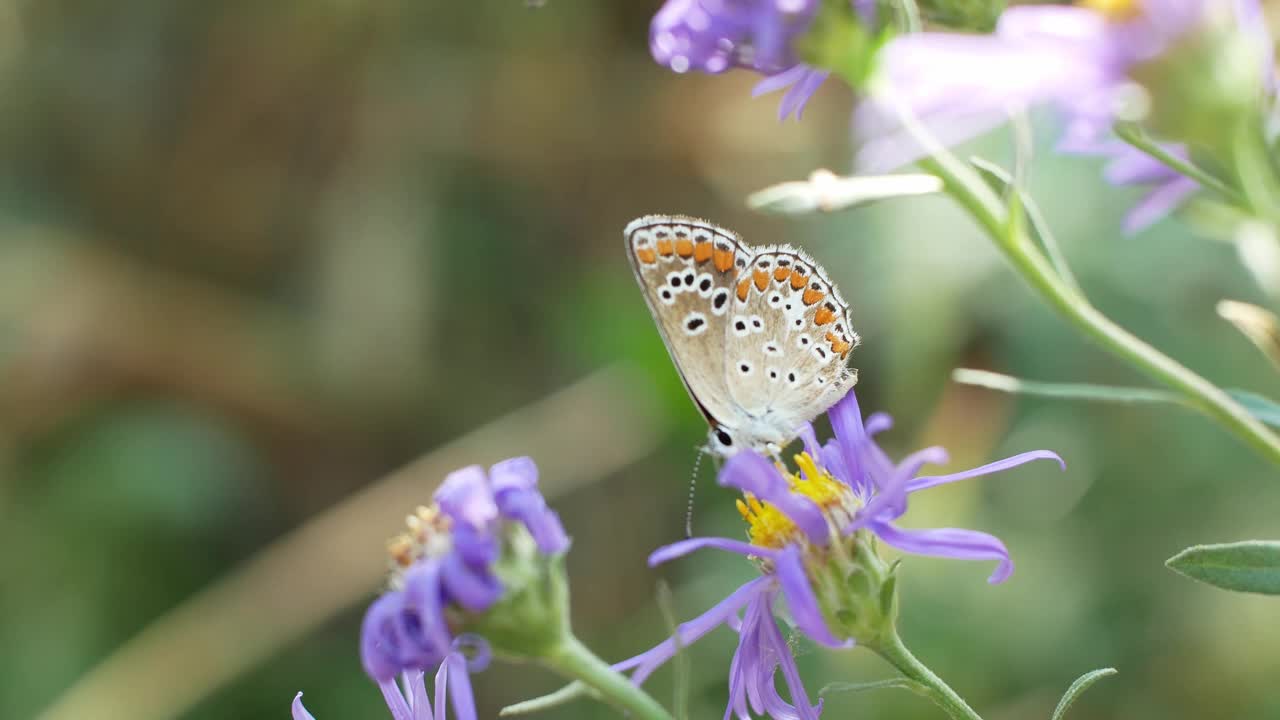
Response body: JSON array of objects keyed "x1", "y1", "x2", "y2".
[
  {"x1": 401, "y1": 561, "x2": 453, "y2": 660},
  {"x1": 446, "y1": 652, "x2": 478, "y2": 720},
  {"x1": 376, "y1": 678, "x2": 415, "y2": 720},
  {"x1": 864, "y1": 412, "x2": 892, "y2": 435},
  {"x1": 404, "y1": 672, "x2": 432, "y2": 720},
  {"x1": 729, "y1": 592, "x2": 768, "y2": 719},
  {"x1": 489, "y1": 456, "x2": 538, "y2": 491},
  {"x1": 1103, "y1": 143, "x2": 1186, "y2": 185},
  {"x1": 796, "y1": 422, "x2": 820, "y2": 464},
  {"x1": 1123, "y1": 175, "x2": 1198, "y2": 234},
  {"x1": 774, "y1": 545, "x2": 850, "y2": 648},
  {"x1": 782, "y1": 69, "x2": 829, "y2": 120},
  {"x1": 819, "y1": 439, "x2": 859, "y2": 496},
  {"x1": 433, "y1": 659, "x2": 448, "y2": 720},
  {"x1": 490, "y1": 457, "x2": 570, "y2": 554},
  {"x1": 719, "y1": 452, "x2": 828, "y2": 545},
  {"x1": 435, "y1": 466, "x2": 498, "y2": 529},
  {"x1": 871, "y1": 520, "x2": 1014, "y2": 584},
  {"x1": 440, "y1": 550, "x2": 504, "y2": 612},
  {"x1": 495, "y1": 489, "x2": 569, "y2": 555},
  {"x1": 753, "y1": 64, "x2": 812, "y2": 97},
  {"x1": 756, "y1": 600, "x2": 823, "y2": 720},
  {"x1": 855, "y1": 27, "x2": 1112, "y2": 172},
  {"x1": 449, "y1": 522, "x2": 500, "y2": 566},
  {"x1": 649, "y1": 536, "x2": 775, "y2": 567},
  {"x1": 723, "y1": 621, "x2": 751, "y2": 720},
  {"x1": 906, "y1": 449, "x2": 1065, "y2": 493},
  {"x1": 849, "y1": 446, "x2": 949, "y2": 529},
  {"x1": 291, "y1": 693, "x2": 317, "y2": 720},
  {"x1": 617, "y1": 576, "x2": 772, "y2": 686},
  {"x1": 826, "y1": 387, "x2": 867, "y2": 465},
  {"x1": 361, "y1": 592, "x2": 412, "y2": 681}
]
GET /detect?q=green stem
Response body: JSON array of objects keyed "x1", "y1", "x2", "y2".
[
  {"x1": 543, "y1": 635, "x2": 675, "y2": 720},
  {"x1": 873, "y1": 628, "x2": 983, "y2": 720},
  {"x1": 1113, "y1": 122, "x2": 1248, "y2": 206},
  {"x1": 916, "y1": 151, "x2": 1280, "y2": 466}
]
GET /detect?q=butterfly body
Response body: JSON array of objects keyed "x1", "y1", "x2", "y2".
[{"x1": 625, "y1": 214, "x2": 859, "y2": 456}]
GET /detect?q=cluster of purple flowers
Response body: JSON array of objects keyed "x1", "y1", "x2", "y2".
[
  {"x1": 615, "y1": 389, "x2": 1061, "y2": 719},
  {"x1": 650, "y1": 0, "x2": 1275, "y2": 231},
  {"x1": 294, "y1": 458, "x2": 568, "y2": 720}
]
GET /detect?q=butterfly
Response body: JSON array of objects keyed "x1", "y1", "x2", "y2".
[{"x1": 625, "y1": 214, "x2": 859, "y2": 457}]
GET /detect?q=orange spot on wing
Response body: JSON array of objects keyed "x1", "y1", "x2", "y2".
[
  {"x1": 657, "y1": 238, "x2": 674, "y2": 257},
  {"x1": 753, "y1": 269, "x2": 769, "y2": 291},
  {"x1": 802, "y1": 288, "x2": 824, "y2": 306},
  {"x1": 789, "y1": 270, "x2": 807, "y2": 289},
  {"x1": 826, "y1": 332, "x2": 851, "y2": 355},
  {"x1": 676, "y1": 238, "x2": 694, "y2": 258},
  {"x1": 773, "y1": 267, "x2": 790, "y2": 282},
  {"x1": 714, "y1": 247, "x2": 735, "y2": 272},
  {"x1": 694, "y1": 241, "x2": 713, "y2": 263},
  {"x1": 814, "y1": 307, "x2": 836, "y2": 326},
  {"x1": 736, "y1": 278, "x2": 751, "y2": 302},
  {"x1": 636, "y1": 247, "x2": 657, "y2": 264}
]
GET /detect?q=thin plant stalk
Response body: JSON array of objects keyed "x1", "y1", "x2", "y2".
[
  {"x1": 871, "y1": 630, "x2": 983, "y2": 720},
  {"x1": 893, "y1": 112, "x2": 1280, "y2": 466},
  {"x1": 544, "y1": 636, "x2": 676, "y2": 720}
]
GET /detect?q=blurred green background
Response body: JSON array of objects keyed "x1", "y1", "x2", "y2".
[{"x1": 2, "y1": 2, "x2": 1278, "y2": 719}]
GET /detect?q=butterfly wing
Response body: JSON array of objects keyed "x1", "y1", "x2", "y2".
[
  {"x1": 625, "y1": 215, "x2": 755, "y2": 434},
  {"x1": 723, "y1": 246, "x2": 859, "y2": 433}
]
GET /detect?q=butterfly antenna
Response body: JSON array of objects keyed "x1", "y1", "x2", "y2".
[{"x1": 685, "y1": 449, "x2": 705, "y2": 538}]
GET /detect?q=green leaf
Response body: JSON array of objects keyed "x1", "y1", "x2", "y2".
[
  {"x1": 953, "y1": 369, "x2": 1280, "y2": 433},
  {"x1": 878, "y1": 561, "x2": 901, "y2": 621},
  {"x1": 1051, "y1": 668, "x2": 1117, "y2": 720},
  {"x1": 820, "y1": 678, "x2": 927, "y2": 698},
  {"x1": 952, "y1": 369, "x2": 1186, "y2": 405},
  {"x1": 1166, "y1": 541, "x2": 1280, "y2": 595},
  {"x1": 499, "y1": 682, "x2": 592, "y2": 716},
  {"x1": 1226, "y1": 390, "x2": 1280, "y2": 428}
]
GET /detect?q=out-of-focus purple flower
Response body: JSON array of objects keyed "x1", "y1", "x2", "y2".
[
  {"x1": 856, "y1": 0, "x2": 1272, "y2": 232},
  {"x1": 292, "y1": 641, "x2": 485, "y2": 720},
  {"x1": 295, "y1": 458, "x2": 568, "y2": 720},
  {"x1": 650, "y1": 0, "x2": 873, "y2": 120},
  {"x1": 613, "y1": 388, "x2": 1062, "y2": 719}
]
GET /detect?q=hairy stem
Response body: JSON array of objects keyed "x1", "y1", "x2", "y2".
[
  {"x1": 873, "y1": 629, "x2": 983, "y2": 720},
  {"x1": 543, "y1": 635, "x2": 674, "y2": 720},
  {"x1": 917, "y1": 152, "x2": 1280, "y2": 466}
]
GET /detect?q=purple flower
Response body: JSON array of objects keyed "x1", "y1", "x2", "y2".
[
  {"x1": 649, "y1": 0, "x2": 873, "y2": 120},
  {"x1": 856, "y1": 0, "x2": 1271, "y2": 232},
  {"x1": 296, "y1": 458, "x2": 568, "y2": 720},
  {"x1": 615, "y1": 388, "x2": 1062, "y2": 719},
  {"x1": 292, "y1": 638, "x2": 487, "y2": 720}
]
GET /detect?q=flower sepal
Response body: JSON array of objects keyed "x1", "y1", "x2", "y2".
[
  {"x1": 822, "y1": 530, "x2": 901, "y2": 650},
  {"x1": 458, "y1": 524, "x2": 572, "y2": 661},
  {"x1": 794, "y1": 0, "x2": 887, "y2": 90}
]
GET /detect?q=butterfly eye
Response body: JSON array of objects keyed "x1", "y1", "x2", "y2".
[{"x1": 715, "y1": 428, "x2": 734, "y2": 447}]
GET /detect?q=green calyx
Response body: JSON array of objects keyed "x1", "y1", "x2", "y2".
[
  {"x1": 458, "y1": 525, "x2": 572, "y2": 660},
  {"x1": 794, "y1": 0, "x2": 889, "y2": 91},
  {"x1": 810, "y1": 530, "x2": 901, "y2": 648}
]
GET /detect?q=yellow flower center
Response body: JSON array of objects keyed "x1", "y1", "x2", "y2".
[
  {"x1": 1079, "y1": 0, "x2": 1142, "y2": 21},
  {"x1": 736, "y1": 453, "x2": 851, "y2": 549}
]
